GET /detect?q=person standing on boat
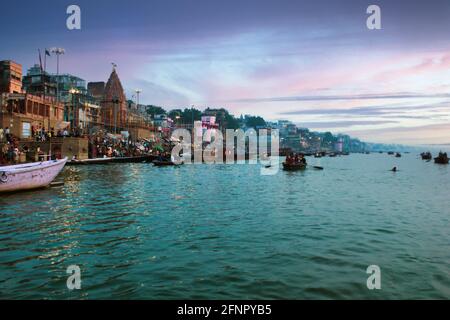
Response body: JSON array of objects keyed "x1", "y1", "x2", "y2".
[
  {"x1": 300, "y1": 154, "x2": 307, "y2": 165},
  {"x1": 5, "y1": 127, "x2": 11, "y2": 143}
]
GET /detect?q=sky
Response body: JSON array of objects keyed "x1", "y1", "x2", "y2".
[{"x1": 1, "y1": 0, "x2": 450, "y2": 145}]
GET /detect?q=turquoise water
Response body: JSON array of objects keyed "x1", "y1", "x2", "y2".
[{"x1": 0, "y1": 153, "x2": 449, "y2": 299}]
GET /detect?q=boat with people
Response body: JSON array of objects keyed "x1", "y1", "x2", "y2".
[
  {"x1": 282, "y1": 153, "x2": 307, "y2": 171},
  {"x1": 0, "y1": 157, "x2": 67, "y2": 193},
  {"x1": 421, "y1": 152, "x2": 432, "y2": 160},
  {"x1": 282, "y1": 162, "x2": 307, "y2": 171},
  {"x1": 434, "y1": 152, "x2": 449, "y2": 164}
]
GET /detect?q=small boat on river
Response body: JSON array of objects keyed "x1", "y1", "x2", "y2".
[
  {"x1": 111, "y1": 154, "x2": 156, "y2": 163},
  {"x1": 67, "y1": 157, "x2": 113, "y2": 165},
  {"x1": 395, "y1": 152, "x2": 402, "y2": 158},
  {"x1": 153, "y1": 160, "x2": 183, "y2": 167},
  {"x1": 282, "y1": 162, "x2": 307, "y2": 171},
  {"x1": 421, "y1": 152, "x2": 432, "y2": 160},
  {"x1": 0, "y1": 158, "x2": 67, "y2": 193},
  {"x1": 434, "y1": 152, "x2": 449, "y2": 164}
]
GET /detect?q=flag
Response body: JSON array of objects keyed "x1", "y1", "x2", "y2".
[{"x1": 45, "y1": 49, "x2": 51, "y2": 56}]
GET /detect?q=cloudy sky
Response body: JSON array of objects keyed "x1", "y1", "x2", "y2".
[{"x1": 1, "y1": 0, "x2": 450, "y2": 144}]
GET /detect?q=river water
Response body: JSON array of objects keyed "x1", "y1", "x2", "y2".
[{"x1": 0, "y1": 153, "x2": 449, "y2": 299}]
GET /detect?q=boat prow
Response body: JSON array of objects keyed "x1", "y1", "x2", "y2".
[{"x1": 0, "y1": 158, "x2": 68, "y2": 193}]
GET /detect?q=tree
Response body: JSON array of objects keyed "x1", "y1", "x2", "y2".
[
  {"x1": 168, "y1": 109, "x2": 183, "y2": 121},
  {"x1": 146, "y1": 105, "x2": 166, "y2": 118},
  {"x1": 181, "y1": 107, "x2": 202, "y2": 124},
  {"x1": 245, "y1": 115, "x2": 266, "y2": 128}
]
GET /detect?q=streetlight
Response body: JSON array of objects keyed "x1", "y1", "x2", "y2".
[
  {"x1": 135, "y1": 89, "x2": 142, "y2": 132},
  {"x1": 50, "y1": 47, "x2": 65, "y2": 102},
  {"x1": 135, "y1": 89, "x2": 141, "y2": 108}
]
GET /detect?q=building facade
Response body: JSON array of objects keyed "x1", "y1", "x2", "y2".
[
  {"x1": 0, "y1": 60, "x2": 23, "y2": 94},
  {"x1": 1, "y1": 61, "x2": 65, "y2": 139}
]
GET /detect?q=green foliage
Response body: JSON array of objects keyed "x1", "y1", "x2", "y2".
[
  {"x1": 145, "y1": 105, "x2": 166, "y2": 117},
  {"x1": 245, "y1": 115, "x2": 266, "y2": 128}
]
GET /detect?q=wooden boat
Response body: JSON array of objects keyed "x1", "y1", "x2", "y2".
[
  {"x1": 282, "y1": 162, "x2": 306, "y2": 171},
  {"x1": 421, "y1": 152, "x2": 432, "y2": 160},
  {"x1": 434, "y1": 152, "x2": 449, "y2": 164},
  {"x1": 153, "y1": 160, "x2": 183, "y2": 167},
  {"x1": 0, "y1": 158, "x2": 67, "y2": 193},
  {"x1": 111, "y1": 154, "x2": 157, "y2": 163},
  {"x1": 67, "y1": 157, "x2": 113, "y2": 165}
]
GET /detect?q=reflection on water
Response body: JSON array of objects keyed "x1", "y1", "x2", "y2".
[{"x1": 0, "y1": 154, "x2": 449, "y2": 299}]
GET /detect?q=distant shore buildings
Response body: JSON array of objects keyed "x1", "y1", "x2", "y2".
[{"x1": 1, "y1": 54, "x2": 374, "y2": 161}]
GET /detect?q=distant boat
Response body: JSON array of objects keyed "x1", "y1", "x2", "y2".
[
  {"x1": 434, "y1": 152, "x2": 449, "y2": 164},
  {"x1": 329, "y1": 153, "x2": 337, "y2": 157},
  {"x1": 421, "y1": 152, "x2": 432, "y2": 160},
  {"x1": 0, "y1": 158, "x2": 67, "y2": 193},
  {"x1": 314, "y1": 153, "x2": 322, "y2": 158},
  {"x1": 387, "y1": 151, "x2": 394, "y2": 155},
  {"x1": 395, "y1": 152, "x2": 402, "y2": 158}
]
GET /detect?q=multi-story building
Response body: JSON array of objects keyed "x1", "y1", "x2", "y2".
[
  {"x1": 1, "y1": 61, "x2": 65, "y2": 139},
  {"x1": 23, "y1": 66, "x2": 102, "y2": 133},
  {"x1": 87, "y1": 82, "x2": 105, "y2": 101},
  {"x1": 0, "y1": 60, "x2": 22, "y2": 94},
  {"x1": 22, "y1": 64, "x2": 57, "y2": 97}
]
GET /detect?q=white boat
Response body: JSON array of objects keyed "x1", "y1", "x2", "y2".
[{"x1": 0, "y1": 158, "x2": 68, "y2": 193}]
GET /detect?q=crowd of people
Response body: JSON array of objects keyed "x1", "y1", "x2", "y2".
[
  {"x1": 1, "y1": 126, "x2": 167, "y2": 165},
  {"x1": 0, "y1": 128, "x2": 21, "y2": 165},
  {"x1": 31, "y1": 126, "x2": 85, "y2": 142},
  {"x1": 88, "y1": 131, "x2": 153, "y2": 159},
  {"x1": 285, "y1": 152, "x2": 307, "y2": 165}
]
